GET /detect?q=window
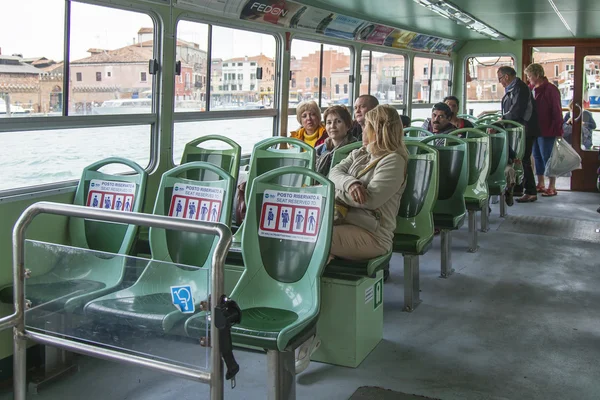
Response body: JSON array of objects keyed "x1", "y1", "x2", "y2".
[
  {"x1": 250, "y1": 62, "x2": 256, "y2": 66},
  {"x1": 431, "y1": 59, "x2": 451, "y2": 102},
  {"x1": 290, "y1": 40, "x2": 350, "y2": 108},
  {"x1": 465, "y1": 56, "x2": 515, "y2": 115},
  {"x1": 291, "y1": 79, "x2": 296, "y2": 88},
  {"x1": 231, "y1": 85, "x2": 236, "y2": 91},
  {"x1": 335, "y1": 84, "x2": 340, "y2": 94},
  {"x1": 140, "y1": 72, "x2": 147, "y2": 82},
  {"x1": 251, "y1": 73, "x2": 256, "y2": 80},
  {"x1": 76, "y1": 72, "x2": 82, "y2": 82},
  {"x1": 343, "y1": 84, "x2": 348, "y2": 94},
  {"x1": 423, "y1": 65, "x2": 429, "y2": 76},
  {"x1": 555, "y1": 65, "x2": 559, "y2": 76},
  {"x1": 68, "y1": 4, "x2": 155, "y2": 115},
  {"x1": 208, "y1": 25, "x2": 276, "y2": 110},
  {"x1": 361, "y1": 50, "x2": 407, "y2": 106},
  {"x1": 413, "y1": 57, "x2": 432, "y2": 104},
  {"x1": 223, "y1": 63, "x2": 228, "y2": 67}
]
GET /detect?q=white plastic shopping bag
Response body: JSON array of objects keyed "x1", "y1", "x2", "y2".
[{"x1": 544, "y1": 138, "x2": 582, "y2": 177}]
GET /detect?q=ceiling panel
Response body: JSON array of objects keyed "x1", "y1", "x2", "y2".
[{"x1": 293, "y1": 0, "x2": 600, "y2": 41}]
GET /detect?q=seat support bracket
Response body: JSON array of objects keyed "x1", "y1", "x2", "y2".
[
  {"x1": 403, "y1": 255, "x2": 421, "y2": 312},
  {"x1": 267, "y1": 350, "x2": 296, "y2": 400},
  {"x1": 467, "y1": 210, "x2": 479, "y2": 253},
  {"x1": 440, "y1": 230, "x2": 454, "y2": 278}
]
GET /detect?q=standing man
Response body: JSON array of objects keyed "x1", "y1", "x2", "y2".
[
  {"x1": 348, "y1": 95, "x2": 379, "y2": 142},
  {"x1": 497, "y1": 66, "x2": 540, "y2": 203}
]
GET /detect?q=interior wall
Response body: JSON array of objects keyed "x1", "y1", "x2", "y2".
[{"x1": 453, "y1": 39, "x2": 524, "y2": 109}]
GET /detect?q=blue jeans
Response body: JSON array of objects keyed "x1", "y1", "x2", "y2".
[{"x1": 532, "y1": 136, "x2": 556, "y2": 176}]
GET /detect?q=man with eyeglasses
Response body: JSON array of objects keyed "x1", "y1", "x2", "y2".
[{"x1": 497, "y1": 66, "x2": 540, "y2": 203}]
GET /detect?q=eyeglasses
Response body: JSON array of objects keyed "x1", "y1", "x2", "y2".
[{"x1": 497, "y1": 75, "x2": 507, "y2": 82}]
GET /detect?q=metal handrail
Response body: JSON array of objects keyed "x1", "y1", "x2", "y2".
[{"x1": 8, "y1": 202, "x2": 232, "y2": 400}]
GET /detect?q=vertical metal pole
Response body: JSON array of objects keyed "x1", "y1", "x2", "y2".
[
  {"x1": 403, "y1": 255, "x2": 421, "y2": 312},
  {"x1": 267, "y1": 350, "x2": 295, "y2": 400},
  {"x1": 318, "y1": 44, "x2": 324, "y2": 108},
  {"x1": 499, "y1": 192, "x2": 507, "y2": 217},
  {"x1": 467, "y1": 210, "x2": 478, "y2": 253},
  {"x1": 440, "y1": 230, "x2": 454, "y2": 278},
  {"x1": 210, "y1": 244, "x2": 226, "y2": 400},
  {"x1": 480, "y1": 204, "x2": 490, "y2": 232}
]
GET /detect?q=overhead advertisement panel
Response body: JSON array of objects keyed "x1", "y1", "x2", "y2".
[{"x1": 175, "y1": 0, "x2": 457, "y2": 55}]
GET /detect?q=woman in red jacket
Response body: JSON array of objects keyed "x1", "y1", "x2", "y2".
[{"x1": 524, "y1": 63, "x2": 563, "y2": 197}]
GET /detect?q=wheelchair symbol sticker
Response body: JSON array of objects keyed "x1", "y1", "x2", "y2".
[{"x1": 170, "y1": 285, "x2": 195, "y2": 314}]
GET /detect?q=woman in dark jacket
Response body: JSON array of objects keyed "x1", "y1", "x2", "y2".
[{"x1": 525, "y1": 63, "x2": 563, "y2": 197}]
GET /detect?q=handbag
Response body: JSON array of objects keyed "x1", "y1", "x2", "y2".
[{"x1": 333, "y1": 154, "x2": 386, "y2": 233}]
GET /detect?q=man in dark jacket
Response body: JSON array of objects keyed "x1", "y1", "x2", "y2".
[
  {"x1": 348, "y1": 95, "x2": 379, "y2": 142},
  {"x1": 498, "y1": 66, "x2": 541, "y2": 203}
]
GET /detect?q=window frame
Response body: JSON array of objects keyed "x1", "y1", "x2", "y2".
[{"x1": 359, "y1": 46, "x2": 409, "y2": 112}]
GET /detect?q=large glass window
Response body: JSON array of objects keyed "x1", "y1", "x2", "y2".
[
  {"x1": 210, "y1": 26, "x2": 276, "y2": 110},
  {"x1": 465, "y1": 56, "x2": 515, "y2": 116},
  {"x1": 0, "y1": 0, "x2": 64, "y2": 117},
  {"x1": 413, "y1": 57, "x2": 431, "y2": 105},
  {"x1": 69, "y1": 3, "x2": 155, "y2": 115},
  {"x1": 361, "y1": 50, "x2": 406, "y2": 107},
  {"x1": 175, "y1": 21, "x2": 208, "y2": 112},
  {"x1": 290, "y1": 40, "x2": 351, "y2": 108},
  {"x1": 0, "y1": 125, "x2": 152, "y2": 191},
  {"x1": 431, "y1": 59, "x2": 451, "y2": 103}
]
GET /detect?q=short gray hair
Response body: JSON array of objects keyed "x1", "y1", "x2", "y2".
[{"x1": 497, "y1": 66, "x2": 516, "y2": 77}]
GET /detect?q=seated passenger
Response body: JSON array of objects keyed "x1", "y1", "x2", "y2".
[
  {"x1": 422, "y1": 102, "x2": 456, "y2": 136},
  {"x1": 348, "y1": 95, "x2": 379, "y2": 141},
  {"x1": 290, "y1": 100, "x2": 327, "y2": 147},
  {"x1": 315, "y1": 105, "x2": 357, "y2": 176},
  {"x1": 444, "y1": 96, "x2": 474, "y2": 129},
  {"x1": 328, "y1": 105, "x2": 409, "y2": 261},
  {"x1": 563, "y1": 100, "x2": 596, "y2": 149}
]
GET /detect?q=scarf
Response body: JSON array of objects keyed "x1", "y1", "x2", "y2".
[{"x1": 291, "y1": 124, "x2": 328, "y2": 147}]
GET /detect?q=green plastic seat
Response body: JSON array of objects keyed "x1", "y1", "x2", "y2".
[
  {"x1": 477, "y1": 124, "x2": 509, "y2": 197},
  {"x1": 180, "y1": 135, "x2": 241, "y2": 185},
  {"x1": 0, "y1": 158, "x2": 147, "y2": 312},
  {"x1": 420, "y1": 135, "x2": 468, "y2": 278},
  {"x1": 476, "y1": 114, "x2": 501, "y2": 126},
  {"x1": 404, "y1": 127, "x2": 434, "y2": 138},
  {"x1": 457, "y1": 114, "x2": 478, "y2": 123},
  {"x1": 410, "y1": 118, "x2": 426, "y2": 127},
  {"x1": 449, "y1": 129, "x2": 491, "y2": 211},
  {"x1": 325, "y1": 252, "x2": 392, "y2": 279},
  {"x1": 494, "y1": 120, "x2": 525, "y2": 185},
  {"x1": 186, "y1": 166, "x2": 333, "y2": 353},
  {"x1": 329, "y1": 141, "x2": 362, "y2": 171},
  {"x1": 393, "y1": 142, "x2": 438, "y2": 256},
  {"x1": 232, "y1": 137, "x2": 315, "y2": 245},
  {"x1": 420, "y1": 135, "x2": 468, "y2": 231},
  {"x1": 85, "y1": 162, "x2": 234, "y2": 332}
]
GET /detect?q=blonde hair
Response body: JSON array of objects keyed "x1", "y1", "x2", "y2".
[
  {"x1": 364, "y1": 105, "x2": 408, "y2": 159},
  {"x1": 296, "y1": 101, "x2": 321, "y2": 125},
  {"x1": 525, "y1": 63, "x2": 545, "y2": 79}
]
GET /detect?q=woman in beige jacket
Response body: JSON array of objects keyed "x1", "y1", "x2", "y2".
[{"x1": 328, "y1": 105, "x2": 409, "y2": 261}]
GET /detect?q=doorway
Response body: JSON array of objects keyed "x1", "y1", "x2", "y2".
[{"x1": 524, "y1": 40, "x2": 600, "y2": 192}]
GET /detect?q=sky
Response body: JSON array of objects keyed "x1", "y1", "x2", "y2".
[{"x1": 0, "y1": 0, "x2": 340, "y2": 63}]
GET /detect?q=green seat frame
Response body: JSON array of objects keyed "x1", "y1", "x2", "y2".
[
  {"x1": 495, "y1": 120, "x2": 525, "y2": 185},
  {"x1": 232, "y1": 137, "x2": 315, "y2": 245},
  {"x1": 186, "y1": 166, "x2": 333, "y2": 351},
  {"x1": 180, "y1": 134, "x2": 241, "y2": 185},
  {"x1": 449, "y1": 129, "x2": 491, "y2": 253},
  {"x1": 404, "y1": 127, "x2": 434, "y2": 138},
  {"x1": 0, "y1": 158, "x2": 147, "y2": 312},
  {"x1": 393, "y1": 141, "x2": 438, "y2": 311},
  {"x1": 410, "y1": 118, "x2": 426, "y2": 127},
  {"x1": 84, "y1": 162, "x2": 234, "y2": 332},
  {"x1": 476, "y1": 114, "x2": 501, "y2": 126},
  {"x1": 329, "y1": 141, "x2": 362, "y2": 171},
  {"x1": 457, "y1": 114, "x2": 478, "y2": 123},
  {"x1": 420, "y1": 135, "x2": 468, "y2": 278}
]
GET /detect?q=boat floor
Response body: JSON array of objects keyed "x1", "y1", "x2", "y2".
[{"x1": 2, "y1": 191, "x2": 600, "y2": 400}]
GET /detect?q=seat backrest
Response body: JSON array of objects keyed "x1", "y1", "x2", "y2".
[
  {"x1": 245, "y1": 137, "x2": 316, "y2": 203},
  {"x1": 477, "y1": 124, "x2": 508, "y2": 191},
  {"x1": 420, "y1": 135, "x2": 468, "y2": 218},
  {"x1": 329, "y1": 141, "x2": 362, "y2": 171},
  {"x1": 233, "y1": 166, "x2": 333, "y2": 350},
  {"x1": 70, "y1": 157, "x2": 147, "y2": 254},
  {"x1": 404, "y1": 127, "x2": 434, "y2": 138},
  {"x1": 476, "y1": 114, "x2": 501, "y2": 126},
  {"x1": 149, "y1": 162, "x2": 234, "y2": 268},
  {"x1": 180, "y1": 135, "x2": 241, "y2": 184},
  {"x1": 449, "y1": 128, "x2": 491, "y2": 196},
  {"x1": 493, "y1": 120, "x2": 525, "y2": 160},
  {"x1": 457, "y1": 113, "x2": 477, "y2": 123},
  {"x1": 410, "y1": 118, "x2": 426, "y2": 127},
  {"x1": 395, "y1": 142, "x2": 438, "y2": 236}
]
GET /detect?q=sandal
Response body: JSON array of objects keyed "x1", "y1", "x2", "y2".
[
  {"x1": 542, "y1": 188, "x2": 557, "y2": 197},
  {"x1": 535, "y1": 184, "x2": 546, "y2": 194}
]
